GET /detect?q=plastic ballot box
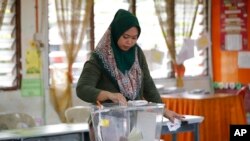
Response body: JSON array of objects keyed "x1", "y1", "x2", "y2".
[{"x1": 90, "y1": 101, "x2": 165, "y2": 141}]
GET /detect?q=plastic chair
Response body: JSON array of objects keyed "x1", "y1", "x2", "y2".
[
  {"x1": 65, "y1": 106, "x2": 91, "y2": 123},
  {"x1": 236, "y1": 85, "x2": 248, "y2": 99},
  {"x1": 0, "y1": 113, "x2": 36, "y2": 130}
]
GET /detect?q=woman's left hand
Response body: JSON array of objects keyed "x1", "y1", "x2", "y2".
[{"x1": 164, "y1": 109, "x2": 185, "y2": 123}]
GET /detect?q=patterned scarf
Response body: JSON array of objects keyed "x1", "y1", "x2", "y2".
[{"x1": 94, "y1": 27, "x2": 142, "y2": 100}]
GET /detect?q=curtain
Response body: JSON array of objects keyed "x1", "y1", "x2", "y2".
[
  {"x1": 154, "y1": 0, "x2": 176, "y2": 63},
  {"x1": 0, "y1": 0, "x2": 8, "y2": 29},
  {"x1": 50, "y1": 0, "x2": 92, "y2": 122},
  {"x1": 154, "y1": 0, "x2": 199, "y2": 87}
]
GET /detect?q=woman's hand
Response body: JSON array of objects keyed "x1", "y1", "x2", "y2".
[
  {"x1": 97, "y1": 90, "x2": 127, "y2": 106},
  {"x1": 107, "y1": 92, "x2": 127, "y2": 106},
  {"x1": 164, "y1": 108, "x2": 185, "y2": 123}
]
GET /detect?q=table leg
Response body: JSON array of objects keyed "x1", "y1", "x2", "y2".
[
  {"x1": 193, "y1": 123, "x2": 199, "y2": 141},
  {"x1": 172, "y1": 133, "x2": 177, "y2": 141},
  {"x1": 83, "y1": 132, "x2": 91, "y2": 141}
]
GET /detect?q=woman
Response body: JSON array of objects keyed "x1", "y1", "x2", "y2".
[{"x1": 76, "y1": 9, "x2": 183, "y2": 124}]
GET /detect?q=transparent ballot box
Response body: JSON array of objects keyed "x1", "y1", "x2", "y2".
[{"x1": 90, "y1": 102, "x2": 165, "y2": 141}]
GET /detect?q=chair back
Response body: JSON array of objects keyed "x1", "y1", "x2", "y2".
[
  {"x1": 236, "y1": 85, "x2": 248, "y2": 99},
  {"x1": 65, "y1": 106, "x2": 91, "y2": 123},
  {"x1": 0, "y1": 113, "x2": 36, "y2": 130}
]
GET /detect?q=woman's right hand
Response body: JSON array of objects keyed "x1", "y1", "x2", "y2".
[
  {"x1": 97, "y1": 90, "x2": 127, "y2": 106},
  {"x1": 107, "y1": 92, "x2": 127, "y2": 106}
]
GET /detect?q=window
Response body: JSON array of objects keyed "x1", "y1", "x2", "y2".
[
  {"x1": 137, "y1": 0, "x2": 208, "y2": 78},
  {"x1": 94, "y1": 0, "x2": 129, "y2": 46},
  {"x1": 175, "y1": 0, "x2": 208, "y2": 77},
  {"x1": 48, "y1": 0, "x2": 209, "y2": 85},
  {"x1": 48, "y1": 0, "x2": 91, "y2": 85},
  {"x1": 0, "y1": 0, "x2": 21, "y2": 90},
  {"x1": 136, "y1": 0, "x2": 171, "y2": 78}
]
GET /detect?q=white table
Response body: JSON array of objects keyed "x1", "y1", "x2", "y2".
[
  {"x1": 0, "y1": 115, "x2": 203, "y2": 141},
  {"x1": 0, "y1": 123, "x2": 89, "y2": 141}
]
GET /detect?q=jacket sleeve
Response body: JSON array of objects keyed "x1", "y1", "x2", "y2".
[
  {"x1": 138, "y1": 47, "x2": 163, "y2": 103},
  {"x1": 76, "y1": 55, "x2": 102, "y2": 104}
]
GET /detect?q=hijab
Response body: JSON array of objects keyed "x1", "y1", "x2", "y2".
[
  {"x1": 110, "y1": 9, "x2": 141, "y2": 73},
  {"x1": 93, "y1": 9, "x2": 142, "y2": 100}
]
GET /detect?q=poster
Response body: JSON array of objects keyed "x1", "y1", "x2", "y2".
[
  {"x1": 21, "y1": 40, "x2": 43, "y2": 96},
  {"x1": 21, "y1": 78, "x2": 43, "y2": 96},
  {"x1": 238, "y1": 51, "x2": 250, "y2": 68},
  {"x1": 220, "y1": 0, "x2": 248, "y2": 51},
  {"x1": 25, "y1": 40, "x2": 41, "y2": 77}
]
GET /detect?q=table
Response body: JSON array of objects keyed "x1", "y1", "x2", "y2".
[
  {"x1": 0, "y1": 123, "x2": 90, "y2": 141},
  {"x1": 214, "y1": 88, "x2": 250, "y2": 113},
  {"x1": 0, "y1": 117, "x2": 203, "y2": 141},
  {"x1": 161, "y1": 115, "x2": 204, "y2": 141},
  {"x1": 160, "y1": 93, "x2": 247, "y2": 141},
  {"x1": 0, "y1": 116, "x2": 203, "y2": 141},
  {"x1": 0, "y1": 114, "x2": 204, "y2": 141},
  {"x1": 1, "y1": 94, "x2": 245, "y2": 141}
]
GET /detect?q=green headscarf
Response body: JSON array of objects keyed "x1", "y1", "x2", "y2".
[{"x1": 110, "y1": 9, "x2": 141, "y2": 73}]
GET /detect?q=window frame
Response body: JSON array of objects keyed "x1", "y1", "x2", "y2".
[{"x1": 0, "y1": 0, "x2": 21, "y2": 91}]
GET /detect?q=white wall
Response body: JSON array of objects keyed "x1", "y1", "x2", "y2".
[
  {"x1": 0, "y1": 0, "x2": 45, "y2": 126},
  {"x1": 0, "y1": 0, "x2": 213, "y2": 126}
]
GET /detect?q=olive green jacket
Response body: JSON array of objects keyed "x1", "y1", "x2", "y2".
[{"x1": 76, "y1": 47, "x2": 162, "y2": 104}]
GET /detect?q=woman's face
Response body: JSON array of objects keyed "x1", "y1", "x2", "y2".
[{"x1": 117, "y1": 27, "x2": 139, "y2": 51}]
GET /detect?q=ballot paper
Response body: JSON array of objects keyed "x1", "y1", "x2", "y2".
[
  {"x1": 166, "y1": 118, "x2": 181, "y2": 131},
  {"x1": 135, "y1": 111, "x2": 157, "y2": 141},
  {"x1": 128, "y1": 100, "x2": 148, "y2": 106},
  {"x1": 127, "y1": 127, "x2": 143, "y2": 141}
]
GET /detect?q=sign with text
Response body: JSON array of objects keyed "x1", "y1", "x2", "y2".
[
  {"x1": 220, "y1": 0, "x2": 248, "y2": 51},
  {"x1": 21, "y1": 78, "x2": 43, "y2": 96}
]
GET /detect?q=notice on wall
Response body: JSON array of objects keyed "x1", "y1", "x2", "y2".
[
  {"x1": 21, "y1": 40, "x2": 43, "y2": 97},
  {"x1": 238, "y1": 51, "x2": 250, "y2": 68},
  {"x1": 151, "y1": 48, "x2": 164, "y2": 64},
  {"x1": 220, "y1": 0, "x2": 248, "y2": 51},
  {"x1": 25, "y1": 40, "x2": 41, "y2": 77},
  {"x1": 196, "y1": 32, "x2": 211, "y2": 50},
  {"x1": 21, "y1": 78, "x2": 43, "y2": 96}
]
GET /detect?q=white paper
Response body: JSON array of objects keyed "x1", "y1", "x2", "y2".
[
  {"x1": 128, "y1": 100, "x2": 148, "y2": 106},
  {"x1": 238, "y1": 52, "x2": 250, "y2": 68},
  {"x1": 136, "y1": 111, "x2": 157, "y2": 141},
  {"x1": 151, "y1": 48, "x2": 164, "y2": 64},
  {"x1": 196, "y1": 32, "x2": 211, "y2": 50},
  {"x1": 166, "y1": 118, "x2": 181, "y2": 131},
  {"x1": 225, "y1": 34, "x2": 242, "y2": 51},
  {"x1": 176, "y1": 38, "x2": 195, "y2": 64}
]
